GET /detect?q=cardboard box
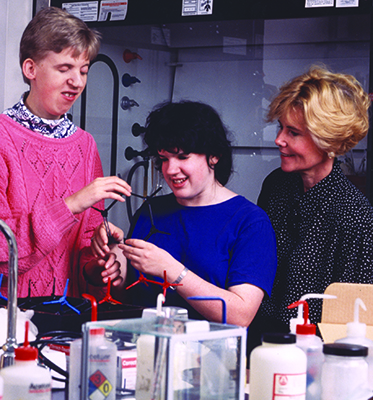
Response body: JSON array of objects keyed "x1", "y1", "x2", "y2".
[{"x1": 318, "y1": 282, "x2": 373, "y2": 343}]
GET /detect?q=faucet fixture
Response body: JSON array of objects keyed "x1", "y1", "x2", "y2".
[{"x1": 0, "y1": 219, "x2": 18, "y2": 369}]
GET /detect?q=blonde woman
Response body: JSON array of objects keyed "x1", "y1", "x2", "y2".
[{"x1": 249, "y1": 66, "x2": 373, "y2": 353}]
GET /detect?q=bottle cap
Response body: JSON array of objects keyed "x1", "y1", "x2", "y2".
[
  {"x1": 262, "y1": 332, "x2": 296, "y2": 344},
  {"x1": 90, "y1": 327, "x2": 105, "y2": 336},
  {"x1": 15, "y1": 320, "x2": 38, "y2": 361},
  {"x1": 288, "y1": 300, "x2": 316, "y2": 335},
  {"x1": 323, "y1": 343, "x2": 368, "y2": 357}
]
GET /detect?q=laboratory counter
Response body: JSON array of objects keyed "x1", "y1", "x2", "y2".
[{"x1": 51, "y1": 389, "x2": 250, "y2": 399}]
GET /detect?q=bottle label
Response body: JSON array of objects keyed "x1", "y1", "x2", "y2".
[
  {"x1": 3, "y1": 383, "x2": 51, "y2": 400},
  {"x1": 119, "y1": 352, "x2": 137, "y2": 391},
  {"x1": 272, "y1": 373, "x2": 306, "y2": 400}
]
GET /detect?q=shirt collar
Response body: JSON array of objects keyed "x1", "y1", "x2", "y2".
[
  {"x1": 3, "y1": 92, "x2": 77, "y2": 139},
  {"x1": 301, "y1": 160, "x2": 343, "y2": 200}
]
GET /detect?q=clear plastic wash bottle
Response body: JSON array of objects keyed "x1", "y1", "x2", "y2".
[
  {"x1": 68, "y1": 336, "x2": 82, "y2": 400},
  {"x1": 250, "y1": 332, "x2": 307, "y2": 400},
  {"x1": 0, "y1": 321, "x2": 52, "y2": 400},
  {"x1": 87, "y1": 327, "x2": 117, "y2": 400},
  {"x1": 136, "y1": 294, "x2": 189, "y2": 400},
  {"x1": 288, "y1": 300, "x2": 323, "y2": 400},
  {"x1": 335, "y1": 297, "x2": 373, "y2": 391},
  {"x1": 68, "y1": 292, "x2": 100, "y2": 400}
]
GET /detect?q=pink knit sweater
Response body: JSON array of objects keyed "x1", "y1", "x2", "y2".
[{"x1": 0, "y1": 114, "x2": 105, "y2": 299}]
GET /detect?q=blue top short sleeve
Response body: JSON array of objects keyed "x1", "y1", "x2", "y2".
[{"x1": 127, "y1": 194, "x2": 277, "y2": 320}]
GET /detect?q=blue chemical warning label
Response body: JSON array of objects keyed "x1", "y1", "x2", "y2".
[
  {"x1": 88, "y1": 369, "x2": 113, "y2": 399},
  {"x1": 182, "y1": 0, "x2": 213, "y2": 16}
]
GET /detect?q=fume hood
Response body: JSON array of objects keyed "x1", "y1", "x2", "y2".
[{"x1": 36, "y1": 0, "x2": 373, "y2": 234}]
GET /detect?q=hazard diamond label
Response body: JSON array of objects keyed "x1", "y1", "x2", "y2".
[{"x1": 89, "y1": 370, "x2": 113, "y2": 399}]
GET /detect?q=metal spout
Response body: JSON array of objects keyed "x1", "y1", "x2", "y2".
[{"x1": 0, "y1": 219, "x2": 18, "y2": 369}]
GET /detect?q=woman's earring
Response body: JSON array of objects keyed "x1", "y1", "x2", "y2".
[{"x1": 328, "y1": 152, "x2": 335, "y2": 159}]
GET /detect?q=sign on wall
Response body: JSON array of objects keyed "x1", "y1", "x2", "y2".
[{"x1": 182, "y1": 0, "x2": 213, "y2": 16}]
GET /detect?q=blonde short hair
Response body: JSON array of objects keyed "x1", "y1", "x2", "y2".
[
  {"x1": 267, "y1": 66, "x2": 370, "y2": 156},
  {"x1": 20, "y1": 7, "x2": 101, "y2": 85}
]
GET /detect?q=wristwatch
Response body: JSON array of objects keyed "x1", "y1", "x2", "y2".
[{"x1": 170, "y1": 267, "x2": 189, "y2": 290}]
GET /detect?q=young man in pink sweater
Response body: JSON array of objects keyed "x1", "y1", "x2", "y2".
[{"x1": 0, "y1": 7, "x2": 130, "y2": 299}]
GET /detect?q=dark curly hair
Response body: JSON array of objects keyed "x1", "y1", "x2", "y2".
[{"x1": 144, "y1": 101, "x2": 233, "y2": 186}]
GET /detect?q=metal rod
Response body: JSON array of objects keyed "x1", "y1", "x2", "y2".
[
  {"x1": 80, "y1": 54, "x2": 120, "y2": 177},
  {"x1": 0, "y1": 219, "x2": 18, "y2": 368}
]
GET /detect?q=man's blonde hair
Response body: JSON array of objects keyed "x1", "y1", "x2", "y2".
[{"x1": 20, "y1": 7, "x2": 101, "y2": 85}]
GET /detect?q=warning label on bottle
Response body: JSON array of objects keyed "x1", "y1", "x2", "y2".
[
  {"x1": 89, "y1": 369, "x2": 113, "y2": 399},
  {"x1": 272, "y1": 373, "x2": 306, "y2": 399}
]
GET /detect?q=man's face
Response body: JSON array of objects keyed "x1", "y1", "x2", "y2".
[{"x1": 24, "y1": 47, "x2": 90, "y2": 119}]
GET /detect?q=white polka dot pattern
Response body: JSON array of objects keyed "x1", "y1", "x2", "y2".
[{"x1": 257, "y1": 161, "x2": 373, "y2": 326}]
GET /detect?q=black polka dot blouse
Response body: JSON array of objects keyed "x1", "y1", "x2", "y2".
[{"x1": 256, "y1": 161, "x2": 373, "y2": 329}]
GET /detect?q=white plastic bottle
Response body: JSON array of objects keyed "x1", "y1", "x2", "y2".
[
  {"x1": 87, "y1": 327, "x2": 117, "y2": 400},
  {"x1": 0, "y1": 321, "x2": 52, "y2": 400},
  {"x1": 321, "y1": 343, "x2": 371, "y2": 400},
  {"x1": 136, "y1": 295, "x2": 189, "y2": 400},
  {"x1": 68, "y1": 337, "x2": 82, "y2": 400},
  {"x1": 288, "y1": 300, "x2": 323, "y2": 400},
  {"x1": 335, "y1": 297, "x2": 373, "y2": 391},
  {"x1": 0, "y1": 374, "x2": 3, "y2": 399},
  {"x1": 250, "y1": 332, "x2": 307, "y2": 400}
]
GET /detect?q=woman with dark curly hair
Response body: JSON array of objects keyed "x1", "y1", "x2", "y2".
[
  {"x1": 248, "y1": 66, "x2": 373, "y2": 354},
  {"x1": 90, "y1": 100, "x2": 277, "y2": 327}
]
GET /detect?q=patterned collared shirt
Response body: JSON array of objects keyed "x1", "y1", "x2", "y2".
[
  {"x1": 257, "y1": 161, "x2": 373, "y2": 326},
  {"x1": 3, "y1": 92, "x2": 77, "y2": 139}
]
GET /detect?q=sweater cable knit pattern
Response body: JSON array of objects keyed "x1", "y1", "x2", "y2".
[{"x1": 0, "y1": 114, "x2": 104, "y2": 298}]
